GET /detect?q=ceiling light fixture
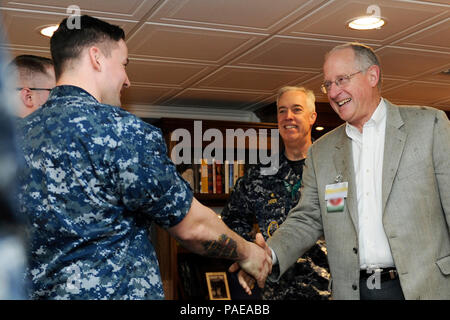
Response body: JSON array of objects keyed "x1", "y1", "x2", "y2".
[
  {"x1": 40, "y1": 25, "x2": 59, "y2": 38},
  {"x1": 348, "y1": 16, "x2": 385, "y2": 30},
  {"x1": 440, "y1": 68, "x2": 450, "y2": 76},
  {"x1": 315, "y1": 126, "x2": 324, "y2": 131}
]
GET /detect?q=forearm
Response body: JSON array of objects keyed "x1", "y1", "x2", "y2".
[
  {"x1": 169, "y1": 197, "x2": 250, "y2": 262},
  {"x1": 169, "y1": 197, "x2": 272, "y2": 287}
]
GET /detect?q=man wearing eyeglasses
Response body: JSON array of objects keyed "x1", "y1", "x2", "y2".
[
  {"x1": 9, "y1": 55, "x2": 55, "y2": 118},
  {"x1": 235, "y1": 42, "x2": 450, "y2": 300}
]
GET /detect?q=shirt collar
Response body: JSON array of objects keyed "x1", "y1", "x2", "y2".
[
  {"x1": 345, "y1": 98, "x2": 386, "y2": 139},
  {"x1": 369, "y1": 98, "x2": 387, "y2": 127},
  {"x1": 48, "y1": 85, "x2": 99, "y2": 104}
]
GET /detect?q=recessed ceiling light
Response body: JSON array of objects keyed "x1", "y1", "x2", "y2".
[
  {"x1": 40, "y1": 25, "x2": 59, "y2": 38},
  {"x1": 440, "y1": 68, "x2": 450, "y2": 76},
  {"x1": 315, "y1": 126, "x2": 324, "y2": 131},
  {"x1": 348, "y1": 16, "x2": 385, "y2": 30}
]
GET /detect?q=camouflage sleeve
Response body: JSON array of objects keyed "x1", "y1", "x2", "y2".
[
  {"x1": 221, "y1": 171, "x2": 255, "y2": 241},
  {"x1": 113, "y1": 115, "x2": 193, "y2": 229}
]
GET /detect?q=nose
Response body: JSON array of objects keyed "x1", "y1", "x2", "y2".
[
  {"x1": 327, "y1": 81, "x2": 341, "y2": 99},
  {"x1": 123, "y1": 74, "x2": 131, "y2": 89},
  {"x1": 284, "y1": 108, "x2": 294, "y2": 119}
]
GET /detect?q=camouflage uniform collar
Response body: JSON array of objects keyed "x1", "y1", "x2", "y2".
[{"x1": 49, "y1": 85, "x2": 99, "y2": 103}]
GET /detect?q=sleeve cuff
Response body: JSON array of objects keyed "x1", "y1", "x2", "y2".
[{"x1": 271, "y1": 247, "x2": 278, "y2": 265}]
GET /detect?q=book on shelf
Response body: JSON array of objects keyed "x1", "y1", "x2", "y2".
[
  {"x1": 193, "y1": 162, "x2": 200, "y2": 194},
  {"x1": 186, "y1": 158, "x2": 247, "y2": 195},
  {"x1": 238, "y1": 160, "x2": 245, "y2": 178},
  {"x1": 216, "y1": 162, "x2": 223, "y2": 194},
  {"x1": 224, "y1": 160, "x2": 230, "y2": 194},
  {"x1": 229, "y1": 161, "x2": 234, "y2": 192},
  {"x1": 207, "y1": 161, "x2": 213, "y2": 194},
  {"x1": 201, "y1": 159, "x2": 208, "y2": 194},
  {"x1": 233, "y1": 160, "x2": 239, "y2": 188},
  {"x1": 212, "y1": 159, "x2": 216, "y2": 194}
]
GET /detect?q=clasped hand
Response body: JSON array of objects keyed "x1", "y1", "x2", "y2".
[{"x1": 228, "y1": 233, "x2": 272, "y2": 295}]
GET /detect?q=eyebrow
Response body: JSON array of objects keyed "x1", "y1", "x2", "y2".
[
  {"x1": 278, "y1": 104, "x2": 304, "y2": 110},
  {"x1": 324, "y1": 74, "x2": 346, "y2": 82},
  {"x1": 282, "y1": 104, "x2": 304, "y2": 108}
]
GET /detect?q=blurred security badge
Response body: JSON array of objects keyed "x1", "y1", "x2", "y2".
[
  {"x1": 324, "y1": 181, "x2": 348, "y2": 200},
  {"x1": 327, "y1": 197, "x2": 345, "y2": 212}
]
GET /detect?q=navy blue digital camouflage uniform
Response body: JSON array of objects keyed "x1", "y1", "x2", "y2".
[
  {"x1": 222, "y1": 153, "x2": 330, "y2": 300},
  {"x1": 17, "y1": 85, "x2": 193, "y2": 299}
]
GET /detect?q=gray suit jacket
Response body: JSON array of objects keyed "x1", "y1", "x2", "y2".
[{"x1": 268, "y1": 101, "x2": 450, "y2": 299}]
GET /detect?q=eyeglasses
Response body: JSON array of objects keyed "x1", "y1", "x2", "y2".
[
  {"x1": 16, "y1": 87, "x2": 52, "y2": 92},
  {"x1": 320, "y1": 70, "x2": 363, "y2": 94}
]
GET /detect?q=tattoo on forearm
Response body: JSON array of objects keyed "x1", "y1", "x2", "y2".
[{"x1": 202, "y1": 234, "x2": 238, "y2": 259}]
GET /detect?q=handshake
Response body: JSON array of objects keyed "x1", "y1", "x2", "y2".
[{"x1": 229, "y1": 233, "x2": 273, "y2": 295}]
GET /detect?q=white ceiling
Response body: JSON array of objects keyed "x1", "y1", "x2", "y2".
[{"x1": 1, "y1": 0, "x2": 449, "y2": 120}]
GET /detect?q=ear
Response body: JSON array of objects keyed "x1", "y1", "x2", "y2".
[
  {"x1": 20, "y1": 88, "x2": 34, "y2": 108},
  {"x1": 88, "y1": 46, "x2": 102, "y2": 72},
  {"x1": 310, "y1": 111, "x2": 317, "y2": 126},
  {"x1": 367, "y1": 65, "x2": 381, "y2": 88}
]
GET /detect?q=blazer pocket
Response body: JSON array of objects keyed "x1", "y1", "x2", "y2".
[{"x1": 436, "y1": 255, "x2": 450, "y2": 276}]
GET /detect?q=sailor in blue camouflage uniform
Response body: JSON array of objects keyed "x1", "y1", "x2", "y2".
[
  {"x1": 18, "y1": 85, "x2": 193, "y2": 299},
  {"x1": 17, "y1": 15, "x2": 272, "y2": 300},
  {"x1": 222, "y1": 87, "x2": 330, "y2": 300}
]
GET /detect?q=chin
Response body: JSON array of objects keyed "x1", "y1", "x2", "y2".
[{"x1": 283, "y1": 134, "x2": 300, "y2": 144}]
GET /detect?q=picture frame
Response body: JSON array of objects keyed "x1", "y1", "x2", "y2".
[{"x1": 205, "y1": 272, "x2": 231, "y2": 300}]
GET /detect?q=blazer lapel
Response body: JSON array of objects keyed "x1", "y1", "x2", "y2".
[
  {"x1": 333, "y1": 127, "x2": 359, "y2": 233},
  {"x1": 382, "y1": 101, "x2": 406, "y2": 215}
]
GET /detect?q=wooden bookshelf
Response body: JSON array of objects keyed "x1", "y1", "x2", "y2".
[
  {"x1": 149, "y1": 118, "x2": 278, "y2": 299},
  {"x1": 153, "y1": 118, "x2": 278, "y2": 206}
]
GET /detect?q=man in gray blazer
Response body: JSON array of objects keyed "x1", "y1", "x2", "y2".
[{"x1": 234, "y1": 42, "x2": 449, "y2": 300}]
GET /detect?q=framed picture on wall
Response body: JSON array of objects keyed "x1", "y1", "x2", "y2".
[{"x1": 205, "y1": 272, "x2": 231, "y2": 300}]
